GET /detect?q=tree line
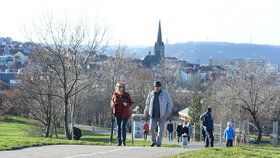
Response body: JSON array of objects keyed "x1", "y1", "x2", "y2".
[{"x1": 0, "y1": 17, "x2": 279, "y2": 143}]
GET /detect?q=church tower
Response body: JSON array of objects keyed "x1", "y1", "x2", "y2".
[{"x1": 154, "y1": 21, "x2": 164, "y2": 61}]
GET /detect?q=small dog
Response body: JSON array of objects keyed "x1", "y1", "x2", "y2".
[{"x1": 234, "y1": 135, "x2": 240, "y2": 146}]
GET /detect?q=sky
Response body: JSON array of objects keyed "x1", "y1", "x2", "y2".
[{"x1": 1, "y1": 0, "x2": 280, "y2": 46}]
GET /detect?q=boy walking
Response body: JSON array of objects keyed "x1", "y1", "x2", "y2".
[
  {"x1": 224, "y1": 121, "x2": 235, "y2": 147},
  {"x1": 167, "y1": 120, "x2": 174, "y2": 141},
  {"x1": 143, "y1": 121, "x2": 149, "y2": 140}
]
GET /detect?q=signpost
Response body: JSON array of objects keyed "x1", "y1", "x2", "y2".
[{"x1": 272, "y1": 122, "x2": 278, "y2": 146}]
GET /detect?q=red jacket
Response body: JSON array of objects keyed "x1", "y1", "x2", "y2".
[
  {"x1": 143, "y1": 123, "x2": 149, "y2": 132},
  {"x1": 111, "y1": 92, "x2": 132, "y2": 118}
]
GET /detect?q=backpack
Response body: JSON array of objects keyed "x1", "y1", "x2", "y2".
[{"x1": 167, "y1": 123, "x2": 173, "y2": 131}]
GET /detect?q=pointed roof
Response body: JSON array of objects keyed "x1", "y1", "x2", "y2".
[
  {"x1": 178, "y1": 108, "x2": 190, "y2": 117},
  {"x1": 157, "y1": 21, "x2": 163, "y2": 44},
  {"x1": 178, "y1": 107, "x2": 192, "y2": 122}
]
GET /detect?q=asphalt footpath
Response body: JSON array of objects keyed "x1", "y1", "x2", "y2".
[{"x1": 0, "y1": 125, "x2": 215, "y2": 158}]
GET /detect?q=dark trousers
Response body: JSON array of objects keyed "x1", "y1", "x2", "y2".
[
  {"x1": 202, "y1": 129, "x2": 206, "y2": 142},
  {"x1": 177, "y1": 135, "x2": 182, "y2": 143},
  {"x1": 226, "y1": 139, "x2": 233, "y2": 147},
  {"x1": 143, "y1": 131, "x2": 148, "y2": 140},
  {"x1": 205, "y1": 130, "x2": 214, "y2": 147},
  {"x1": 116, "y1": 116, "x2": 128, "y2": 145}
]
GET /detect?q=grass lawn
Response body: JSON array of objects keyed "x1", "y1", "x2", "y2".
[
  {"x1": 0, "y1": 116, "x2": 178, "y2": 150},
  {"x1": 165, "y1": 145, "x2": 280, "y2": 158}
]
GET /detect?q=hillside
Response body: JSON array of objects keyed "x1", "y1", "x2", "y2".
[{"x1": 125, "y1": 42, "x2": 280, "y2": 64}]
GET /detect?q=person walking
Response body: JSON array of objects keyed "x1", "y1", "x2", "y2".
[
  {"x1": 144, "y1": 81, "x2": 173, "y2": 147},
  {"x1": 167, "y1": 120, "x2": 174, "y2": 141},
  {"x1": 201, "y1": 107, "x2": 214, "y2": 147},
  {"x1": 182, "y1": 122, "x2": 190, "y2": 142},
  {"x1": 224, "y1": 121, "x2": 235, "y2": 147},
  {"x1": 176, "y1": 122, "x2": 183, "y2": 143},
  {"x1": 143, "y1": 121, "x2": 149, "y2": 140},
  {"x1": 110, "y1": 82, "x2": 132, "y2": 146},
  {"x1": 187, "y1": 122, "x2": 192, "y2": 142}
]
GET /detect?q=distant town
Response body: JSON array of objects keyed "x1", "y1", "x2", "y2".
[{"x1": 1, "y1": 22, "x2": 280, "y2": 87}]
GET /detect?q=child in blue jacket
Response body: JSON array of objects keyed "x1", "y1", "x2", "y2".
[{"x1": 224, "y1": 121, "x2": 235, "y2": 147}]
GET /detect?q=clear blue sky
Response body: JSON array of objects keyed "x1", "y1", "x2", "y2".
[{"x1": 1, "y1": 0, "x2": 280, "y2": 46}]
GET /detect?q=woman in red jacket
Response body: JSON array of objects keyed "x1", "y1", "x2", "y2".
[{"x1": 111, "y1": 82, "x2": 132, "y2": 146}]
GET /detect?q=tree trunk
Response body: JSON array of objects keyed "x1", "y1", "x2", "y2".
[
  {"x1": 45, "y1": 116, "x2": 51, "y2": 138},
  {"x1": 98, "y1": 114, "x2": 101, "y2": 126},
  {"x1": 64, "y1": 96, "x2": 71, "y2": 139},
  {"x1": 45, "y1": 94, "x2": 52, "y2": 138},
  {"x1": 71, "y1": 103, "x2": 74, "y2": 140},
  {"x1": 87, "y1": 116, "x2": 92, "y2": 126},
  {"x1": 45, "y1": 125, "x2": 50, "y2": 138},
  {"x1": 53, "y1": 115, "x2": 58, "y2": 139},
  {"x1": 251, "y1": 112, "x2": 262, "y2": 142}
]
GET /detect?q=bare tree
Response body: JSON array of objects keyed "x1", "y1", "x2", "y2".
[
  {"x1": 23, "y1": 15, "x2": 106, "y2": 139},
  {"x1": 99, "y1": 47, "x2": 138, "y2": 124},
  {"x1": 155, "y1": 61, "x2": 182, "y2": 91},
  {"x1": 18, "y1": 53, "x2": 64, "y2": 137},
  {"x1": 70, "y1": 47, "x2": 141, "y2": 128},
  {"x1": 127, "y1": 68, "x2": 153, "y2": 112},
  {"x1": 76, "y1": 85, "x2": 111, "y2": 127},
  {"x1": 0, "y1": 81, "x2": 17, "y2": 115},
  {"x1": 209, "y1": 64, "x2": 280, "y2": 142}
]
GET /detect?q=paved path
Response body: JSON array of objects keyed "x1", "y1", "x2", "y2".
[
  {"x1": 0, "y1": 125, "x2": 218, "y2": 158},
  {"x1": 0, "y1": 145, "x2": 202, "y2": 158}
]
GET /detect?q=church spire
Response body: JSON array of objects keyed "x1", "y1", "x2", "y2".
[
  {"x1": 154, "y1": 20, "x2": 164, "y2": 60},
  {"x1": 157, "y1": 21, "x2": 163, "y2": 44}
]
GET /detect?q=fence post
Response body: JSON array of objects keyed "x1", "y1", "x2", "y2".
[
  {"x1": 272, "y1": 122, "x2": 279, "y2": 146},
  {"x1": 238, "y1": 122, "x2": 243, "y2": 144},
  {"x1": 193, "y1": 123, "x2": 196, "y2": 140},
  {"x1": 244, "y1": 121, "x2": 250, "y2": 144},
  {"x1": 219, "y1": 122, "x2": 223, "y2": 144},
  {"x1": 200, "y1": 123, "x2": 203, "y2": 142}
]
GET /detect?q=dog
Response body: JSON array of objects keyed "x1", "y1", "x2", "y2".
[
  {"x1": 73, "y1": 127, "x2": 82, "y2": 140},
  {"x1": 234, "y1": 135, "x2": 240, "y2": 146}
]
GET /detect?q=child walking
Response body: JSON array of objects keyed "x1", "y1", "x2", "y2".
[{"x1": 224, "y1": 121, "x2": 235, "y2": 147}]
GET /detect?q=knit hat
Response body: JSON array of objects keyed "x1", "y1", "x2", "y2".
[{"x1": 153, "y1": 81, "x2": 162, "y2": 87}]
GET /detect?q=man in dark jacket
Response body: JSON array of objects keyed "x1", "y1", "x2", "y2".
[{"x1": 201, "y1": 107, "x2": 214, "y2": 147}]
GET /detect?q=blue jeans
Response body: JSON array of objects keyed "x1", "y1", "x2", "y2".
[
  {"x1": 116, "y1": 116, "x2": 128, "y2": 145},
  {"x1": 168, "y1": 131, "x2": 173, "y2": 141},
  {"x1": 143, "y1": 131, "x2": 148, "y2": 140}
]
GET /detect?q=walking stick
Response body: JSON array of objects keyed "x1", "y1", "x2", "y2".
[{"x1": 109, "y1": 106, "x2": 115, "y2": 144}]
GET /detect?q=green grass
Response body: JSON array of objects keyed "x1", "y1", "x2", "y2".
[
  {"x1": 165, "y1": 145, "x2": 280, "y2": 158},
  {"x1": 0, "y1": 116, "x2": 179, "y2": 150},
  {"x1": 0, "y1": 116, "x2": 91, "y2": 150}
]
